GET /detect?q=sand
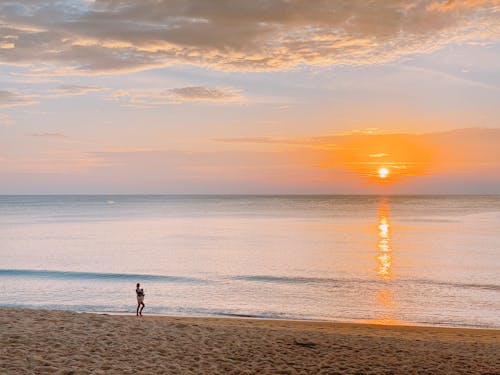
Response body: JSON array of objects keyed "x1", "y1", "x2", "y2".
[{"x1": 1, "y1": 308, "x2": 499, "y2": 374}]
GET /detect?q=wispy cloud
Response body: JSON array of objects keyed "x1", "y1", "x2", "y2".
[
  {"x1": 28, "y1": 133, "x2": 68, "y2": 139},
  {"x1": 0, "y1": 85, "x2": 106, "y2": 111},
  {"x1": 169, "y1": 86, "x2": 240, "y2": 101},
  {"x1": 0, "y1": 113, "x2": 14, "y2": 125},
  {"x1": 213, "y1": 136, "x2": 338, "y2": 148},
  {"x1": 50, "y1": 85, "x2": 107, "y2": 97},
  {"x1": 110, "y1": 86, "x2": 243, "y2": 107},
  {"x1": 0, "y1": 90, "x2": 37, "y2": 107},
  {"x1": 427, "y1": 0, "x2": 500, "y2": 12},
  {"x1": 369, "y1": 153, "x2": 390, "y2": 158},
  {"x1": 0, "y1": 1, "x2": 498, "y2": 74}
]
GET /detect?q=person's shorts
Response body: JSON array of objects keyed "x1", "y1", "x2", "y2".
[{"x1": 137, "y1": 296, "x2": 144, "y2": 303}]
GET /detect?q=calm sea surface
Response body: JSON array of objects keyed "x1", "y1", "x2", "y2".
[{"x1": 1, "y1": 195, "x2": 499, "y2": 328}]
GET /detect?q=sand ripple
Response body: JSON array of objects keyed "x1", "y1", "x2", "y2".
[{"x1": 1, "y1": 308, "x2": 499, "y2": 374}]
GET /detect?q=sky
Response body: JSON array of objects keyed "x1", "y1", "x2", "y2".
[{"x1": 1, "y1": 0, "x2": 499, "y2": 194}]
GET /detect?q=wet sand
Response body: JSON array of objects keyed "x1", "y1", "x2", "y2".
[{"x1": 1, "y1": 308, "x2": 499, "y2": 374}]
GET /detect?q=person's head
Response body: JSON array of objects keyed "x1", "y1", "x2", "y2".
[{"x1": 136, "y1": 283, "x2": 140, "y2": 288}]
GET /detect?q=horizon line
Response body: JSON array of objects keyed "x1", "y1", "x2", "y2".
[{"x1": 1, "y1": 193, "x2": 499, "y2": 197}]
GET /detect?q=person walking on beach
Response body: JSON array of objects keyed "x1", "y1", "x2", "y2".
[{"x1": 136, "y1": 283, "x2": 145, "y2": 317}]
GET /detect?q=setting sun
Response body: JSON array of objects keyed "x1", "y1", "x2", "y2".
[
  {"x1": 334, "y1": 133, "x2": 435, "y2": 185},
  {"x1": 378, "y1": 167, "x2": 390, "y2": 179}
]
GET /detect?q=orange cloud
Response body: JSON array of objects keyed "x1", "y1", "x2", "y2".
[{"x1": 427, "y1": 0, "x2": 500, "y2": 11}]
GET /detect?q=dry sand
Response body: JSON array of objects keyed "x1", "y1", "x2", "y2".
[{"x1": 1, "y1": 308, "x2": 499, "y2": 374}]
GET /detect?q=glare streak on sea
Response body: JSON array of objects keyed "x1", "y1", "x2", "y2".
[{"x1": 1, "y1": 195, "x2": 499, "y2": 328}]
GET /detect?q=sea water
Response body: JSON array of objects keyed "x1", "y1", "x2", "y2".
[{"x1": 1, "y1": 195, "x2": 499, "y2": 328}]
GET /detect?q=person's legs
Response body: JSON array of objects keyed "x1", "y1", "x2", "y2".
[
  {"x1": 139, "y1": 302, "x2": 145, "y2": 316},
  {"x1": 136, "y1": 303, "x2": 140, "y2": 316}
]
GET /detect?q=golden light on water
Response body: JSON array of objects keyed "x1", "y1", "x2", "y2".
[
  {"x1": 364, "y1": 199, "x2": 402, "y2": 325},
  {"x1": 376, "y1": 201, "x2": 392, "y2": 280},
  {"x1": 370, "y1": 198, "x2": 401, "y2": 324}
]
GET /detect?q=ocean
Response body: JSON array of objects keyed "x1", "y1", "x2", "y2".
[{"x1": 1, "y1": 195, "x2": 499, "y2": 328}]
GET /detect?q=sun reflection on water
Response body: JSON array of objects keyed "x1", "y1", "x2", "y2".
[
  {"x1": 370, "y1": 198, "x2": 403, "y2": 325},
  {"x1": 377, "y1": 200, "x2": 392, "y2": 280}
]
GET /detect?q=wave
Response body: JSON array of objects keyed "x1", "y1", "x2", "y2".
[
  {"x1": 232, "y1": 275, "x2": 500, "y2": 291},
  {"x1": 2, "y1": 270, "x2": 498, "y2": 291},
  {"x1": 0, "y1": 269, "x2": 205, "y2": 283},
  {"x1": 412, "y1": 279, "x2": 500, "y2": 292},
  {"x1": 157, "y1": 306, "x2": 303, "y2": 321}
]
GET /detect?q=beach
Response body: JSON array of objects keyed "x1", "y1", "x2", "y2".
[{"x1": 1, "y1": 308, "x2": 499, "y2": 374}]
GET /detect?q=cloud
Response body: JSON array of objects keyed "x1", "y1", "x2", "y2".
[
  {"x1": 0, "y1": 85, "x2": 105, "y2": 110},
  {"x1": 110, "y1": 86, "x2": 242, "y2": 107},
  {"x1": 0, "y1": 90, "x2": 37, "y2": 107},
  {"x1": 369, "y1": 153, "x2": 390, "y2": 158},
  {"x1": 169, "y1": 86, "x2": 239, "y2": 101},
  {"x1": 213, "y1": 136, "x2": 338, "y2": 148},
  {"x1": 50, "y1": 84, "x2": 107, "y2": 96},
  {"x1": 0, "y1": 0, "x2": 498, "y2": 74},
  {"x1": 0, "y1": 113, "x2": 14, "y2": 125},
  {"x1": 427, "y1": 0, "x2": 500, "y2": 12},
  {"x1": 28, "y1": 132, "x2": 68, "y2": 139}
]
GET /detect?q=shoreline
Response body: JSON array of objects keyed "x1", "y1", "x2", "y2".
[
  {"x1": 94, "y1": 310, "x2": 500, "y2": 331},
  {"x1": 2, "y1": 307, "x2": 499, "y2": 374},
  {"x1": 9, "y1": 305, "x2": 500, "y2": 331}
]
